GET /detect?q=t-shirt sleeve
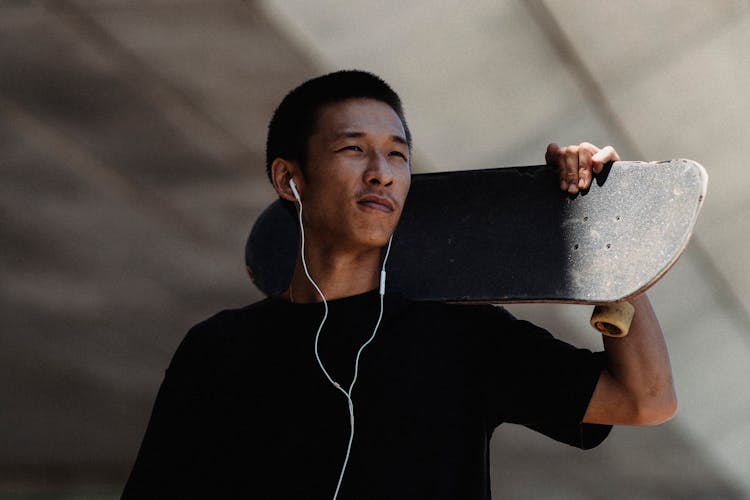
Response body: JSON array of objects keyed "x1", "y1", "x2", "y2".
[
  {"x1": 478, "y1": 306, "x2": 611, "y2": 448},
  {"x1": 121, "y1": 317, "x2": 221, "y2": 498}
]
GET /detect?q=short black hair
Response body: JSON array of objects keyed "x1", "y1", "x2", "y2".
[{"x1": 265, "y1": 70, "x2": 411, "y2": 182}]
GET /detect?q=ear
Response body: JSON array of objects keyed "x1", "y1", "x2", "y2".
[{"x1": 270, "y1": 158, "x2": 301, "y2": 203}]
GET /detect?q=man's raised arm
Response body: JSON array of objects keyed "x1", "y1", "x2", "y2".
[{"x1": 546, "y1": 142, "x2": 678, "y2": 426}]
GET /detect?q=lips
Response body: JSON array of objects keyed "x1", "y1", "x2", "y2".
[{"x1": 357, "y1": 193, "x2": 396, "y2": 213}]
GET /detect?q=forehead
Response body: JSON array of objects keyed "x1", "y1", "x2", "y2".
[{"x1": 313, "y1": 98, "x2": 406, "y2": 140}]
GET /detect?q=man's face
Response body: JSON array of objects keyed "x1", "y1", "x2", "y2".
[{"x1": 298, "y1": 98, "x2": 411, "y2": 251}]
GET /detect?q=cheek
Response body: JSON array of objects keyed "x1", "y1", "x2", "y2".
[{"x1": 398, "y1": 173, "x2": 412, "y2": 201}]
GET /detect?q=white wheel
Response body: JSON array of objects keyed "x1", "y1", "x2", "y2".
[{"x1": 590, "y1": 302, "x2": 635, "y2": 337}]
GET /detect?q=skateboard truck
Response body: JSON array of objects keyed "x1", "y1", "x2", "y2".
[{"x1": 590, "y1": 302, "x2": 635, "y2": 337}]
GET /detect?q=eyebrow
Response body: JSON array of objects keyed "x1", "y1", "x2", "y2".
[{"x1": 333, "y1": 131, "x2": 408, "y2": 146}]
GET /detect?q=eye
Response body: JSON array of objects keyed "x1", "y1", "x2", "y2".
[
  {"x1": 389, "y1": 150, "x2": 408, "y2": 160},
  {"x1": 336, "y1": 145, "x2": 362, "y2": 153}
]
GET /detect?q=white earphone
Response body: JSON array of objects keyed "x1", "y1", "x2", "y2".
[
  {"x1": 289, "y1": 178, "x2": 301, "y2": 201},
  {"x1": 288, "y1": 176, "x2": 392, "y2": 500}
]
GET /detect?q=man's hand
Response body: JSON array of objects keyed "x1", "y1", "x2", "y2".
[{"x1": 546, "y1": 142, "x2": 620, "y2": 195}]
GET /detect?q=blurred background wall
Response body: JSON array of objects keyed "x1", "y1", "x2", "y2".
[{"x1": 1, "y1": 0, "x2": 749, "y2": 498}]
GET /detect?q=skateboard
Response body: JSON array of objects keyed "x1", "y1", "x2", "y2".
[{"x1": 246, "y1": 159, "x2": 707, "y2": 336}]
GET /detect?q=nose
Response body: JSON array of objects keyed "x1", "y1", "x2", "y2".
[{"x1": 364, "y1": 151, "x2": 394, "y2": 186}]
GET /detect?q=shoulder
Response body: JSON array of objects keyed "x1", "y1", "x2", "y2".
[
  {"x1": 396, "y1": 299, "x2": 518, "y2": 328},
  {"x1": 188, "y1": 298, "x2": 277, "y2": 338},
  {"x1": 385, "y1": 299, "x2": 531, "y2": 348},
  {"x1": 395, "y1": 300, "x2": 568, "y2": 354},
  {"x1": 169, "y1": 298, "x2": 277, "y2": 372}
]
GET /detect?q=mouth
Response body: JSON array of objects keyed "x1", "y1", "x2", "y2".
[{"x1": 357, "y1": 193, "x2": 396, "y2": 213}]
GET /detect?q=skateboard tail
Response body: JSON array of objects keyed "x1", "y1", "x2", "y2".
[
  {"x1": 605, "y1": 159, "x2": 707, "y2": 303},
  {"x1": 556, "y1": 159, "x2": 708, "y2": 304}
]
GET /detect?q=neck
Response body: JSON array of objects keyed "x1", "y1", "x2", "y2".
[{"x1": 285, "y1": 241, "x2": 385, "y2": 303}]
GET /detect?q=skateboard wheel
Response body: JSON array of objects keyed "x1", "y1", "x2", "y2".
[{"x1": 590, "y1": 302, "x2": 635, "y2": 337}]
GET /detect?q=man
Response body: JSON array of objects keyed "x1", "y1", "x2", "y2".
[{"x1": 123, "y1": 70, "x2": 676, "y2": 499}]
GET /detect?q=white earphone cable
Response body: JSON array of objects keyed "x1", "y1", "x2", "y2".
[
  {"x1": 293, "y1": 185, "x2": 392, "y2": 500},
  {"x1": 333, "y1": 235, "x2": 391, "y2": 500}
]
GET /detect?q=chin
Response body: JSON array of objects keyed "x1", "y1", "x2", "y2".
[
  {"x1": 348, "y1": 222, "x2": 395, "y2": 248},
  {"x1": 356, "y1": 231, "x2": 393, "y2": 250},
  {"x1": 361, "y1": 237, "x2": 391, "y2": 250}
]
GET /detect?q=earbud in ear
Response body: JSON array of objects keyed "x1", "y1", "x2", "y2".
[{"x1": 289, "y1": 178, "x2": 301, "y2": 202}]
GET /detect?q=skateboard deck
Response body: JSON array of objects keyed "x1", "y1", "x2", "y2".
[{"x1": 246, "y1": 159, "x2": 707, "y2": 310}]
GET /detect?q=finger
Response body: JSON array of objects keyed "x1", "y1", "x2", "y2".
[
  {"x1": 545, "y1": 143, "x2": 560, "y2": 166},
  {"x1": 547, "y1": 143, "x2": 569, "y2": 191},
  {"x1": 591, "y1": 145, "x2": 620, "y2": 173},
  {"x1": 564, "y1": 148, "x2": 580, "y2": 194},
  {"x1": 578, "y1": 146, "x2": 594, "y2": 190}
]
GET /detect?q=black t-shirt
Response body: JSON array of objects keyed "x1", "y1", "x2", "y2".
[{"x1": 122, "y1": 290, "x2": 610, "y2": 499}]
